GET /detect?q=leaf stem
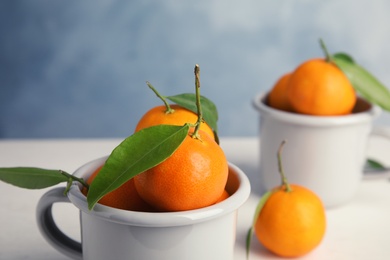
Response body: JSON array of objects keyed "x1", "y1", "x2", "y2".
[
  {"x1": 319, "y1": 38, "x2": 332, "y2": 63},
  {"x1": 64, "y1": 178, "x2": 73, "y2": 195},
  {"x1": 60, "y1": 170, "x2": 89, "y2": 189},
  {"x1": 146, "y1": 81, "x2": 174, "y2": 114},
  {"x1": 277, "y1": 140, "x2": 292, "y2": 192},
  {"x1": 192, "y1": 64, "x2": 203, "y2": 139}
]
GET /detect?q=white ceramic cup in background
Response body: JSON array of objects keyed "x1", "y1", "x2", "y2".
[
  {"x1": 253, "y1": 93, "x2": 387, "y2": 208},
  {"x1": 36, "y1": 156, "x2": 250, "y2": 260}
]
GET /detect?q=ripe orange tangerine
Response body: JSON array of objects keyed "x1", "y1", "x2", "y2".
[
  {"x1": 215, "y1": 190, "x2": 230, "y2": 203},
  {"x1": 287, "y1": 58, "x2": 356, "y2": 115},
  {"x1": 133, "y1": 129, "x2": 228, "y2": 212},
  {"x1": 82, "y1": 166, "x2": 154, "y2": 212},
  {"x1": 135, "y1": 104, "x2": 215, "y2": 138},
  {"x1": 268, "y1": 73, "x2": 294, "y2": 112},
  {"x1": 255, "y1": 184, "x2": 326, "y2": 257}
]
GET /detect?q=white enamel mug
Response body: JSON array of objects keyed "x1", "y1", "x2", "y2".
[
  {"x1": 253, "y1": 93, "x2": 386, "y2": 208},
  {"x1": 36, "y1": 156, "x2": 251, "y2": 260}
]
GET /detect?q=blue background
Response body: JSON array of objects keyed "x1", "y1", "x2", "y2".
[{"x1": 2, "y1": 0, "x2": 390, "y2": 138}]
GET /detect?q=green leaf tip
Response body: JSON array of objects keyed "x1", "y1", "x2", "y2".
[
  {"x1": 365, "y1": 158, "x2": 386, "y2": 170},
  {"x1": 246, "y1": 190, "x2": 272, "y2": 259},
  {"x1": 0, "y1": 167, "x2": 69, "y2": 189}
]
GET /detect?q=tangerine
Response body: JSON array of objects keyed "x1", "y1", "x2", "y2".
[
  {"x1": 135, "y1": 104, "x2": 214, "y2": 138},
  {"x1": 82, "y1": 166, "x2": 154, "y2": 212},
  {"x1": 133, "y1": 129, "x2": 228, "y2": 212},
  {"x1": 254, "y1": 184, "x2": 326, "y2": 257},
  {"x1": 268, "y1": 73, "x2": 293, "y2": 112},
  {"x1": 287, "y1": 58, "x2": 356, "y2": 115},
  {"x1": 215, "y1": 189, "x2": 230, "y2": 204},
  {"x1": 253, "y1": 141, "x2": 326, "y2": 257}
]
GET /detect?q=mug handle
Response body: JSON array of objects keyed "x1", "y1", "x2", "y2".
[
  {"x1": 363, "y1": 127, "x2": 390, "y2": 180},
  {"x1": 36, "y1": 187, "x2": 83, "y2": 260}
]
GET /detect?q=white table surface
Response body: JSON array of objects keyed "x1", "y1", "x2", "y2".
[{"x1": 1, "y1": 134, "x2": 390, "y2": 260}]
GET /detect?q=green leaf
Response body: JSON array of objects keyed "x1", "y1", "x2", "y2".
[
  {"x1": 167, "y1": 93, "x2": 219, "y2": 132},
  {"x1": 333, "y1": 52, "x2": 355, "y2": 63},
  {"x1": 332, "y1": 52, "x2": 390, "y2": 111},
  {"x1": 246, "y1": 191, "x2": 272, "y2": 259},
  {"x1": 87, "y1": 124, "x2": 190, "y2": 210},
  {"x1": 0, "y1": 167, "x2": 69, "y2": 189},
  {"x1": 365, "y1": 158, "x2": 386, "y2": 170}
]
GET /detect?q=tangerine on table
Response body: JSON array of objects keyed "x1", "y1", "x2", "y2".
[
  {"x1": 135, "y1": 104, "x2": 215, "y2": 138},
  {"x1": 133, "y1": 129, "x2": 228, "y2": 212},
  {"x1": 268, "y1": 73, "x2": 294, "y2": 112},
  {"x1": 287, "y1": 58, "x2": 356, "y2": 116},
  {"x1": 82, "y1": 166, "x2": 154, "y2": 212},
  {"x1": 255, "y1": 184, "x2": 326, "y2": 258}
]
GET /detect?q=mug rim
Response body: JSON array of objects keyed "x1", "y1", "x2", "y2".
[
  {"x1": 67, "y1": 156, "x2": 251, "y2": 227},
  {"x1": 252, "y1": 93, "x2": 381, "y2": 126}
]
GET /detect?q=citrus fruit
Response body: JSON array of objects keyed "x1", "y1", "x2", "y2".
[
  {"x1": 133, "y1": 129, "x2": 228, "y2": 212},
  {"x1": 268, "y1": 73, "x2": 294, "y2": 112},
  {"x1": 135, "y1": 104, "x2": 215, "y2": 138},
  {"x1": 215, "y1": 190, "x2": 230, "y2": 203},
  {"x1": 287, "y1": 58, "x2": 356, "y2": 115},
  {"x1": 255, "y1": 184, "x2": 326, "y2": 257},
  {"x1": 82, "y1": 166, "x2": 154, "y2": 212},
  {"x1": 252, "y1": 141, "x2": 326, "y2": 257}
]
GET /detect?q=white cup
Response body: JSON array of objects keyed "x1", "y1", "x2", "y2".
[
  {"x1": 253, "y1": 93, "x2": 386, "y2": 208},
  {"x1": 36, "y1": 156, "x2": 251, "y2": 260}
]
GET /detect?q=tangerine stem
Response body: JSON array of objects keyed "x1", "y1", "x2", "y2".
[
  {"x1": 192, "y1": 64, "x2": 203, "y2": 139},
  {"x1": 319, "y1": 38, "x2": 332, "y2": 63},
  {"x1": 146, "y1": 81, "x2": 174, "y2": 114},
  {"x1": 277, "y1": 140, "x2": 292, "y2": 192}
]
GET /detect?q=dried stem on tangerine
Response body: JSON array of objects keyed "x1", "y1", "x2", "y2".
[
  {"x1": 192, "y1": 64, "x2": 203, "y2": 139},
  {"x1": 277, "y1": 140, "x2": 292, "y2": 192},
  {"x1": 146, "y1": 81, "x2": 174, "y2": 114}
]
